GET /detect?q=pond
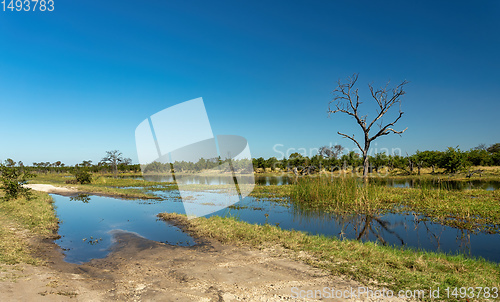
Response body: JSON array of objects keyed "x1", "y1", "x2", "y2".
[
  {"x1": 370, "y1": 178, "x2": 500, "y2": 191},
  {"x1": 52, "y1": 188, "x2": 500, "y2": 264},
  {"x1": 134, "y1": 175, "x2": 500, "y2": 190},
  {"x1": 52, "y1": 192, "x2": 195, "y2": 264},
  {"x1": 213, "y1": 197, "x2": 500, "y2": 263},
  {"x1": 134, "y1": 174, "x2": 294, "y2": 186}
]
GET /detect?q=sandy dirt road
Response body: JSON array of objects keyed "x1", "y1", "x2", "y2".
[
  {"x1": 1, "y1": 188, "x2": 410, "y2": 301},
  {"x1": 0, "y1": 227, "x2": 410, "y2": 302}
]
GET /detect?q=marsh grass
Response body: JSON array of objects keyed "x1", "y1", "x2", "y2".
[
  {"x1": 28, "y1": 173, "x2": 500, "y2": 231},
  {"x1": 72, "y1": 185, "x2": 161, "y2": 199},
  {"x1": 399, "y1": 187, "x2": 500, "y2": 232},
  {"x1": 30, "y1": 173, "x2": 176, "y2": 199},
  {"x1": 160, "y1": 213, "x2": 500, "y2": 302},
  {"x1": 0, "y1": 191, "x2": 58, "y2": 264},
  {"x1": 285, "y1": 176, "x2": 500, "y2": 232},
  {"x1": 289, "y1": 177, "x2": 390, "y2": 214}
]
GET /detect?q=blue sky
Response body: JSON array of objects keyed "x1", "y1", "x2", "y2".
[{"x1": 1, "y1": 0, "x2": 499, "y2": 165}]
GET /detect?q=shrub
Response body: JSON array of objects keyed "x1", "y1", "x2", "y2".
[
  {"x1": 439, "y1": 147, "x2": 465, "y2": 174},
  {"x1": 0, "y1": 161, "x2": 35, "y2": 200},
  {"x1": 72, "y1": 170, "x2": 92, "y2": 184}
]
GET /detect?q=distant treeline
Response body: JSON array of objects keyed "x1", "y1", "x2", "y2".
[
  {"x1": 251, "y1": 143, "x2": 500, "y2": 174},
  {"x1": 0, "y1": 158, "x2": 253, "y2": 174},
  {"x1": 0, "y1": 158, "x2": 141, "y2": 174},
  {"x1": 141, "y1": 158, "x2": 252, "y2": 174},
  {"x1": 1, "y1": 143, "x2": 499, "y2": 175}
]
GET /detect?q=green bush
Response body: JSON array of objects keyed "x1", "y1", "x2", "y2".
[
  {"x1": 439, "y1": 146, "x2": 465, "y2": 173},
  {"x1": 0, "y1": 160, "x2": 35, "y2": 200},
  {"x1": 72, "y1": 170, "x2": 92, "y2": 184}
]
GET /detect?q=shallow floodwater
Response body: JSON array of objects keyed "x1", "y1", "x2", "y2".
[
  {"x1": 138, "y1": 174, "x2": 294, "y2": 186},
  {"x1": 212, "y1": 198, "x2": 500, "y2": 263},
  {"x1": 371, "y1": 178, "x2": 500, "y2": 191},
  {"x1": 136, "y1": 175, "x2": 500, "y2": 190},
  {"x1": 52, "y1": 193, "x2": 195, "y2": 264},
  {"x1": 53, "y1": 188, "x2": 500, "y2": 264}
]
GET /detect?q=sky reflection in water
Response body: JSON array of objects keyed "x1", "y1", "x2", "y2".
[{"x1": 52, "y1": 177, "x2": 500, "y2": 264}]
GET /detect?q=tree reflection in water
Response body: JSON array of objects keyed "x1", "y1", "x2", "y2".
[
  {"x1": 290, "y1": 203, "x2": 474, "y2": 256},
  {"x1": 69, "y1": 194, "x2": 91, "y2": 203}
]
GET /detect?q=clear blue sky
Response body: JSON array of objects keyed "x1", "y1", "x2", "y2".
[{"x1": 1, "y1": 0, "x2": 499, "y2": 165}]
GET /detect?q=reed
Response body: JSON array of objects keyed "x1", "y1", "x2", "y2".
[{"x1": 289, "y1": 177, "x2": 388, "y2": 214}]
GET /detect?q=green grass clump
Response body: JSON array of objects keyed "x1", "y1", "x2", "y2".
[
  {"x1": 0, "y1": 191, "x2": 58, "y2": 264},
  {"x1": 286, "y1": 176, "x2": 500, "y2": 232},
  {"x1": 0, "y1": 191, "x2": 58, "y2": 235},
  {"x1": 400, "y1": 187, "x2": 500, "y2": 231},
  {"x1": 160, "y1": 213, "x2": 500, "y2": 302},
  {"x1": 289, "y1": 177, "x2": 390, "y2": 214},
  {"x1": 29, "y1": 173, "x2": 175, "y2": 199}
]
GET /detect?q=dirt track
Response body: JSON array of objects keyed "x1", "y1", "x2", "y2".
[
  {"x1": 24, "y1": 184, "x2": 79, "y2": 196},
  {"x1": 1, "y1": 189, "x2": 408, "y2": 301},
  {"x1": 0, "y1": 224, "x2": 412, "y2": 302}
]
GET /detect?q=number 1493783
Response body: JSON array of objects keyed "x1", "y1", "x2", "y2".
[{"x1": 2, "y1": 0, "x2": 54, "y2": 12}]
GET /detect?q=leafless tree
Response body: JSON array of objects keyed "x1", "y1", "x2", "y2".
[
  {"x1": 328, "y1": 73, "x2": 408, "y2": 177},
  {"x1": 318, "y1": 144, "x2": 344, "y2": 159},
  {"x1": 474, "y1": 143, "x2": 487, "y2": 151},
  {"x1": 100, "y1": 150, "x2": 124, "y2": 176}
]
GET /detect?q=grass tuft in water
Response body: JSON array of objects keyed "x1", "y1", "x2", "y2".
[
  {"x1": 286, "y1": 176, "x2": 500, "y2": 233},
  {"x1": 289, "y1": 177, "x2": 389, "y2": 214}
]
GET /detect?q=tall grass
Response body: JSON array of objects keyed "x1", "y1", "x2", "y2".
[
  {"x1": 0, "y1": 191, "x2": 58, "y2": 264},
  {"x1": 288, "y1": 176, "x2": 500, "y2": 232},
  {"x1": 289, "y1": 177, "x2": 388, "y2": 214}
]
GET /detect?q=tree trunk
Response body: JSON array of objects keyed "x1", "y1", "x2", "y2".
[
  {"x1": 363, "y1": 156, "x2": 369, "y2": 177},
  {"x1": 362, "y1": 141, "x2": 370, "y2": 178}
]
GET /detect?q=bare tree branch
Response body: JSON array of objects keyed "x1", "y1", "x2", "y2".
[
  {"x1": 328, "y1": 73, "x2": 368, "y2": 132},
  {"x1": 367, "y1": 80, "x2": 409, "y2": 132},
  {"x1": 328, "y1": 73, "x2": 409, "y2": 177},
  {"x1": 337, "y1": 131, "x2": 363, "y2": 153},
  {"x1": 369, "y1": 111, "x2": 407, "y2": 141}
]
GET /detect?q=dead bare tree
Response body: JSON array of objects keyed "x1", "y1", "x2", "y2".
[
  {"x1": 318, "y1": 144, "x2": 344, "y2": 159},
  {"x1": 100, "y1": 150, "x2": 125, "y2": 177},
  {"x1": 328, "y1": 73, "x2": 408, "y2": 177}
]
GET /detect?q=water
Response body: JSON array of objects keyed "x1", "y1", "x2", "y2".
[
  {"x1": 53, "y1": 188, "x2": 500, "y2": 264},
  {"x1": 137, "y1": 174, "x2": 294, "y2": 186},
  {"x1": 135, "y1": 175, "x2": 500, "y2": 190},
  {"x1": 212, "y1": 198, "x2": 500, "y2": 263},
  {"x1": 370, "y1": 178, "x2": 500, "y2": 191},
  {"x1": 52, "y1": 192, "x2": 195, "y2": 264}
]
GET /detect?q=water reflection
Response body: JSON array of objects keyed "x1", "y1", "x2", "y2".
[
  {"x1": 52, "y1": 193, "x2": 196, "y2": 264},
  {"x1": 370, "y1": 178, "x2": 500, "y2": 191},
  {"x1": 70, "y1": 194, "x2": 91, "y2": 203},
  {"x1": 135, "y1": 174, "x2": 500, "y2": 190},
  {"x1": 212, "y1": 196, "x2": 500, "y2": 263},
  {"x1": 296, "y1": 210, "x2": 476, "y2": 256},
  {"x1": 52, "y1": 187, "x2": 500, "y2": 264}
]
